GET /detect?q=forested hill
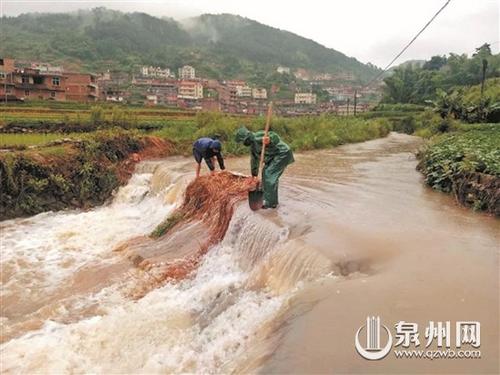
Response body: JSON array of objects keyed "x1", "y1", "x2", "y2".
[{"x1": 0, "y1": 8, "x2": 379, "y2": 82}]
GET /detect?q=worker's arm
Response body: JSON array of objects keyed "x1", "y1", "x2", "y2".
[
  {"x1": 250, "y1": 150, "x2": 259, "y2": 177},
  {"x1": 216, "y1": 153, "x2": 225, "y2": 170}
]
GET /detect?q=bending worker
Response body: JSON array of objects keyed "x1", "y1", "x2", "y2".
[
  {"x1": 235, "y1": 126, "x2": 294, "y2": 209},
  {"x1": 193, "y1": 137, "x2": 225, "y2": 178}
]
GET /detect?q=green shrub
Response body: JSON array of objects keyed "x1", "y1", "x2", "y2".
[
  {"x1": 185, "y1": 114, "x2": 392, "y2": 156},
  {"x1": 418, "y1": 126, "x2": 500, "y2": 192},
  {"x1": 0, "y1": 129, "x2": 146, "y2": 220}
]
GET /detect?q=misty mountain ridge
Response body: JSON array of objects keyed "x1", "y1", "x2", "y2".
[{"x1": 0, "y1": 8, "x2": 379, "y2": 83}]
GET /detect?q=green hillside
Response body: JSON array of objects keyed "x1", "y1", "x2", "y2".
[{"x1": 0, "y1": 8, "x2": 379, "y2": 82}]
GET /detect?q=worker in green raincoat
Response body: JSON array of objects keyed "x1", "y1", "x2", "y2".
[{"x1": 235, "y1": 126, "x2": 294, "y2": 209}]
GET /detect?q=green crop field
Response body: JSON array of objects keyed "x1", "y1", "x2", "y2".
[
  {"x1": 0, "y1": 133, "x2": 83, "y2": 148},
  {"x1": 418, "y1": 124, "x2": 500, "y2": 191}
]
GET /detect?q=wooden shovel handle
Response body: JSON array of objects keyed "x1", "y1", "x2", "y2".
[{"x1": 258, "y1": 102, "x2": 273, "y2": 181}]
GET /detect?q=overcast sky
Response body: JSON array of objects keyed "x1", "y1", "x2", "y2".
[{"x1": 1, "y1": 0, "x2": 498, "y2": 67}]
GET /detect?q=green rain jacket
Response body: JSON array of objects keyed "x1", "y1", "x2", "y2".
[{"x1": 235, "y1": 127, "x2": 294, "y2": 176}]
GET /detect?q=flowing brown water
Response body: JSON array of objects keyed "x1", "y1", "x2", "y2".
[{"x1": 1, "y1": 133, "x2": 498, "y2": 374}]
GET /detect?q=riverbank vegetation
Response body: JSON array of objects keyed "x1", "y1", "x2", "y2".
[
  {"x1": 0, "y1": 102, "x2": 197, "y2": 133},
  {"x1": 383, "y1": 44, "x2": 499, "y2": 104},
  {"x1": 373, "y1": 47, "x2": 500, "y2": 215},
  {"x1": 2, "y1": 110, "x2": 391, "y2": 154},
  {"x1": 382, "y1": 44, "x2": 500, "y2": 126},
  {"x1": 154, "y1": 112, "x2": 392, "y2": 155},
  {"x1": 0, "y1": 130, "x2": 173, "y2": 220},
  {"x1": 417, "y1": 125, "x2": 499, "y2": 215}
]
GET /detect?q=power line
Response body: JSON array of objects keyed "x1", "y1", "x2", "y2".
[{"x1": 366, "y1": 0, "x2": 452, "y2": 86}]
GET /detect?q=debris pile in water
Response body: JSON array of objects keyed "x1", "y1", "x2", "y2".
[
  {"x1": 129, "y1": 172, "x2": 256, "y2": 296},
  {"x1": 177, "y1": 171, "x2": 256, "y2": 242}
]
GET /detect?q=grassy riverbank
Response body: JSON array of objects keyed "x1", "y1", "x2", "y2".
[
  {"x1": 151, "y1": 112, "x2": 392, "y2": 155},
  {"x1": 417, "y1": 124, "x2": 500, "y2": 215},
  {"x1": 1, "y1": 110, "x2": 391, "y2": 153},
  {"x1": 0, "y1": 130, "x2": 173, "y2": 220}
]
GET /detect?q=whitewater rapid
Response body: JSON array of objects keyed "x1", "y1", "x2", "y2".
[
  {"x1": 1, "y1": 172, "x2": 172, "y2": 293},
  {"x1": 1, "y1": 159, "x2": 328, "y2": 373}
]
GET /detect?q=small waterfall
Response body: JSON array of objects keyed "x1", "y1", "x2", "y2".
[
  {"x1": 1, "y1": 161, "x2": 333, "y2": 374},
  {"x1": 248, "y1": 240, "x2": 332, "y2": 294},
  {"x1": 223, "y1": 207, "x2": 289, "y2": 270},
  {"x1": 222, "y1": 206, "x2": 332, "y2": 294},
  {"x1": 0, "y1": 161, "x2": 186, "y2": 345}
]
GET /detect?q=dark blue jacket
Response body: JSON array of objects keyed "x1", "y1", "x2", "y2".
[{"x1": 193, "y1": 137, "x2": 225, "y2": 171}]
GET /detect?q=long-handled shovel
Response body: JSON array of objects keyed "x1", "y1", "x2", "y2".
[{"x1": 248, "y1": 102, "x2": 273, "y2": 211}]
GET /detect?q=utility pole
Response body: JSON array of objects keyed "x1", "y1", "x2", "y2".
[
  {"x1": 4, "y1": 73, "x2": 7, "y2": 104},
  {"x1": 480, "y1": 59, "x2": 487, "y2": 97},
  {"x1": 479, "y1": 59, "x2": 488, "y2": 121},
  {"x1": 353, "y1": 89, "x2": 357, "y2": 116}
]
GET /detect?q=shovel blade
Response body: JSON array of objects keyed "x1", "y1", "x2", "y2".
[{"x1": 248, "y1": 189, "x2": 264, "y2": 211}]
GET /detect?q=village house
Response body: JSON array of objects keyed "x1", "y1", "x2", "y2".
[
  {"x1": 294, "y1": 68, "x2": 311, "y2": 81},
  {"x1": 65, "y1": 72, "x2": 99, "y2": 102},
  {"x1": 295, "y1": 92, "x2": 317, "y2": 104},
  {"x1": 311, "y1": 73, "x2": 333, "y2": 81},
  {"x1": 204, "y1": 79, "x2": 237, "y2": 113},
  {"x1": 103, "y1": 89, "x2": 126, "y2": 103},
  {"x1": 0, "y1": 58, "x2": 16, "y2": 100},
  {"x1": 145, "y1": 95, "x2": 158, "y2": 106},
  {"x1": 0, "y1": 58, "x2": 99, "y2": 103},
  {"x1": 219, "y1": 85, "x2": 237, "y2": 113},
  {"x1": 140, "y1": 66, "x2": 173, "y2": 78},
  {"x1": 225, "y1": 80, "x2": 246, "y2": 89},
  {"x1": 148, "y1": 82, "x2": 178, "y2": 106},
  {"x1": 201, "y1": 98, "x2": 221, "y2": 112},
  {"x1": 0, "y1": 63, "x2": 67, "y2": 101},
  {"x1": 236, "y1": 85, "x2": 252, "y2": 97},
  {"x1": 277, "y1": 66, "x2": 291, "y2": 74},
  {"x1": 178, "y1": 80, "x2": 203, "y2": 100},
  {"x1": 331, "y1": 72, "x2": 356, "y2": 82},
  {"x1": 0, "y1": 57, "x2": 15, "y2": 75},
  {"x1": 178, "y1": 65, "x2": 196, "y2": 80},
  {"x1": 97, "y1": 70, "x2": 130, "y2": 102},
  {"x1": 252, "y1": 88, "x2": 267, "y2": 100}
]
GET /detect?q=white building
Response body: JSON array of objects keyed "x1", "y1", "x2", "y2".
[
  {"x1": 106, "y1": 94, "x2": 124, "y2": 103},
  {"x1": 141, "y1": 66, "x2": 172, "y2": 78},
  {"x1": 178, "y1": 65, "x2": 196, "y2": 80},
  {"x1": 252, "y1": 88, "x2": 267, "y2": 99},
  {"x1": 277, "y1": 66, "x2": 290, "y2": 74},
  {"x1": 178, "y1": 80, "x2": 203, "y2": 100},
  {"x1": 295, "y1": 92, "x2": 317, "y2": 104},
  {"x1": 146, "y1": 94, "x2": 158, "y2": 106},
  {"x1": 236, "y1": 85, "x2": 252, "y2": 97}
]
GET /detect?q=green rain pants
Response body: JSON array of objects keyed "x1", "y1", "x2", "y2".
[{"x1": 262, "y1": 150, "x2": 294, "y2": 207}]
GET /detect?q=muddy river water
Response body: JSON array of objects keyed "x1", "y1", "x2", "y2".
[{"x1": 1, "y1": 133, "x2": 498, "y2": 374}]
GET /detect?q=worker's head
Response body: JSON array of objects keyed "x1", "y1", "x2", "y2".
[
  {"x1": 235, "y1": 126, "x2": 254, "y2": 146},
  {"x1": 210, "y1": 139, "x2": 222, "y2": 153}
]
